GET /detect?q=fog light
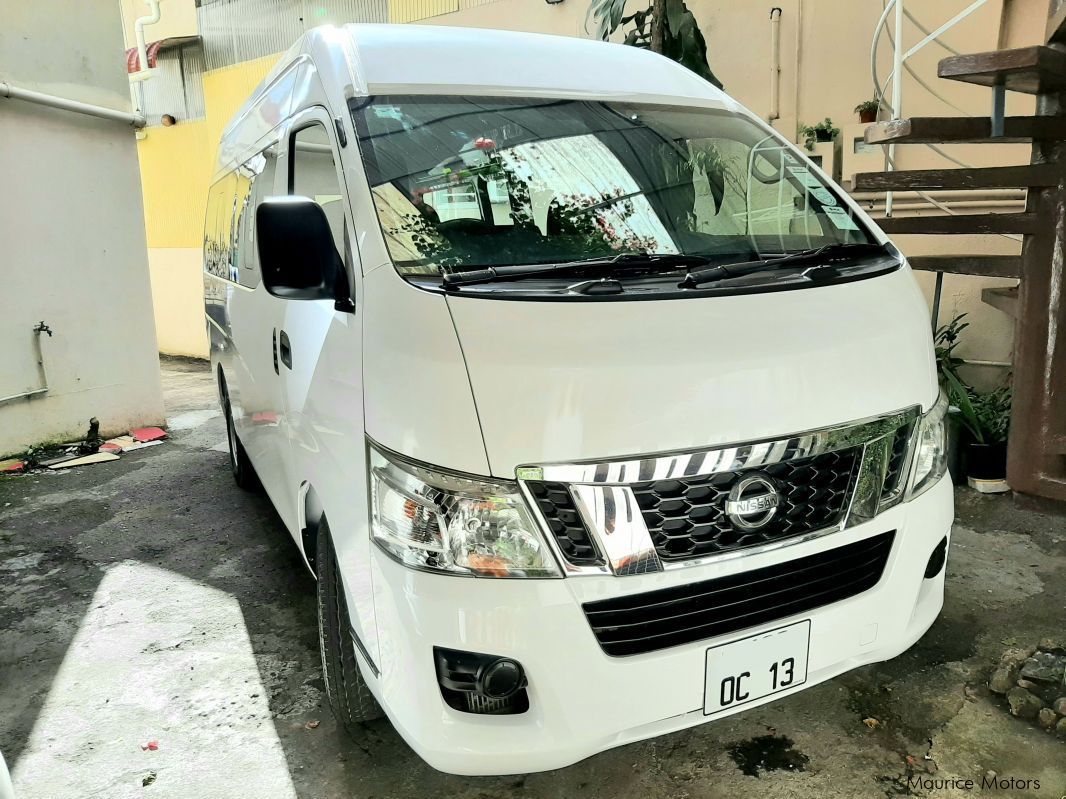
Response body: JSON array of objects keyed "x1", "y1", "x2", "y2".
[
  {"x1": 434, "y1": 647, "x2": 529, "y2": 715},
  {"x1": 478, "y1": 658, "x2": 525, "y2": 699},
  {"x1": 924, "y1": 537, "x2": 947, "y2": 578}
]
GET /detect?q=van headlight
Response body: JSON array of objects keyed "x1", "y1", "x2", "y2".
[
  {"x1": 906, "y1": 389, "x2": 949, "y2": 499},
  {"x1": 367, "y1": 442, "x2": 561, "y2": 578}
]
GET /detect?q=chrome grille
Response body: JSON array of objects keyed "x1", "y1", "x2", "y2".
[
  {"x1": 631, "y1": 448, "x2": 860, "y2": 562},
  {"x1": 520, "y1": 407, "x2": 920, "y2": 575},
  {"x1": 526, "y1": 481, "x2": 601, "y2": 565},
  {"x1": 880, "y1": 422, "x2": 915, "y2": 499}
]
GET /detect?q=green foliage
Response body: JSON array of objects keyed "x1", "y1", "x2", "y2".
[
  {"x1": 798, "y1": 118, "x2": 840, "y2": 151},
  {"x1": 934, "y1": 312, "x2": 968, "y2": 377},
  {"x1": 586, "y1": 0, "x2": 724, "y2": 89},
  {"x1": 943, "y1": 369, "x2": 1011, "y2": 445},
  {"x1": 854, "y1": 99, "x2": 880, "y2": 115},
  {"x1": 935, "y1": 313, "x2": 1011, "y2": 445}
]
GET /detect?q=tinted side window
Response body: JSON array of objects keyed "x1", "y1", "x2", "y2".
[
  {"x1": 233, "y1": 144, "x2": 278, "y2": 288},
  {"x1": 290, "y1": 124, "x2": 345, "y2": 256},
  {"x1": 204, "y1": 173, "x2": 237, "y2": 281}
]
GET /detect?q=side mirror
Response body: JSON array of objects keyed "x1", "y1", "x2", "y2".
[{"x1": 256, "y1": 196, "x2": 352, "y2": 309}]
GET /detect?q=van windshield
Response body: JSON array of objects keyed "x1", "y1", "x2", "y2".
[{"x1": 350, "y1": 96, "x2": 875, "y2": 278}]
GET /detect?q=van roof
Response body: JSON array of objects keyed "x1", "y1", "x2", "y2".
[
  {"x1": 215, "y1": 24, "x2": 738, "y2": 177},
  {"x1": 343, "y1": 24, "x2": 731, "y2": 102}
]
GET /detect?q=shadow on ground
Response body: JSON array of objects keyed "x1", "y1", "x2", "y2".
[{"x1": 1, "y1": 357, "x2": 1064, "y2": 798}]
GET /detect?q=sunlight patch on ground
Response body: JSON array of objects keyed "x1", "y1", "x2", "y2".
[
  {"x1": 12, "y1": 560, "x2": 297, "y2": 799},
  {"x1": 167, "y1": 409, "x2": 222, "y2": 431}
]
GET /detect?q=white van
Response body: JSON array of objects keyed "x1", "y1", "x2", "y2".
[{"x1": 204, "y1": 24, "x2": 953, "y2": 775}]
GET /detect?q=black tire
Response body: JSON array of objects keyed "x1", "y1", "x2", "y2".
[
  {"x1": 220, "y1": 375, "x2": 260, "y2": 492},
  {"x1": 317, "y1": 517, "x2": 384, "y2": 730}
]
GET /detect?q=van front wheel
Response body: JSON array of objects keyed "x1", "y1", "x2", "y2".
[{"x1": 316, "y1": 517, "x2": 384, "y2": 731}]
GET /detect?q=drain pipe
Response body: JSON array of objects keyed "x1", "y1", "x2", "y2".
[
  {"x1": 130, "y1": 0, "x2": 163, "y2": 118},
  {"x1": 0, "y1": 322, "x2": 52, "y2": 407},
  {"x1": 0, "y1": 82, "x2": 146, "y2": 127},
  {"x1": 135, "y1": 0, "x2": 163, "y2": 76},
  {"x1": 769, "y1": 7, "x2": 782, "y2": 122}
]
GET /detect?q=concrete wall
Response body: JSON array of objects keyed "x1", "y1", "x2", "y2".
[{"x1": 0, "y1": 0, "x2": 165, "y2": 456}]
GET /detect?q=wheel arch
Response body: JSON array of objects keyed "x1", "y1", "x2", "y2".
[
  {"x1": 300, "y1": 481, "x2": 325, "y2": 575},
  {"x1": 216, "y1": 363, "x2": 227, "y2": 405}
]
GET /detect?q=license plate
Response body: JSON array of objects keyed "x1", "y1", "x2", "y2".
[{"x1": 703, "y1": 620, "x2": 810, "y2": 715}]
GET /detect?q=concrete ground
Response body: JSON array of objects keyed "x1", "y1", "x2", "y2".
[{"x1": 1, "y1": 357, "x2": 1064, "y2": 799}]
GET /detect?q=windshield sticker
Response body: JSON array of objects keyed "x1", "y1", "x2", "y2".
[
  {"x1": 809, "y1": 187, "x2": 837, "y2": 206},
  {"x1": 786, "y1": 166, "x2": 837, "y2": 206},
  {"x1": 787, "y1": 165, "x2": 822, "y2": 189},
  {"x1": 823, "y1": 206, "x2": 860, "y2": 231}
]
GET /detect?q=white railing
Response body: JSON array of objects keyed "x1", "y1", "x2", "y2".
[
  {"x1": 871, "y1": 0, "x2": 989, "y2": 216},
  {"x1": 868, "y1": 0, "x2": 1021, "y2": 345}
]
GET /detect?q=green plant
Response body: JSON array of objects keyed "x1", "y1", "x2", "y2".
[
  {"x1": 935, "y1": 313, "x2": 1012, "y2": 445},
  {"x1": 854, "y1": 99, "x2": 880, "y2": 116},
  {"x1": 586, "y1": 0, "x2": 723, "y2": 88},
  {"x1": 934, "y1": 312, "x2": 969, "y2": 380},
  {"x1": 944, "y1": 370, "x2": 1011, "y2": 445},
  {"x1": 798, "y1": 118, "x2": 840, "y2": 151}
]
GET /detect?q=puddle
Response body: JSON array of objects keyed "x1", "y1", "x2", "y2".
[{"x1": 728, "y1": 734, "x2": 810, "y2": 777}]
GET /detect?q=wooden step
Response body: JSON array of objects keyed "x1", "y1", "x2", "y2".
[
  {"x1": 852, "y1": 164, "x2": 1061, "y2": 192},
  {"x1": 938, "y1": 46, "x2": 1066, "y2": 94},
  {"x1": 865, "y1": 116, "x2": 1066, "y2": 144},
  {"x1": 907, "y1": 255, "x2": 1022, "y2": 278},
  {"x1": 876, "y1": 213, "x2": 1039, "y2": 235},
  {"x1": 981, "y1": 285, "x2": 1019, "y2": 318}
]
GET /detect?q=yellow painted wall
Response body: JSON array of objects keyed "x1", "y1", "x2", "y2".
[
  {"x1": 138, "y1": 52, "x2": 279, "y2": 249},
  {"x1": 147, "y1": 248, "x2": 210, "y2": 357},
  {"x1": 138, "y1": 53, "x2": 279, "y2": 357},
  {"x1": 138, "y1": 120, "x2": 213, "y2": 248}
]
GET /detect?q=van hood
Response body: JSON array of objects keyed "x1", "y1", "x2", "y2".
[{"x1": 446, "y1": 266, "x2": 938, "y2": 478}]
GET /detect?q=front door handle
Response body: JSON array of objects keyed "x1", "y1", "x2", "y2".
[
  {"x1": 278, "y1": 329, "x2": 292, "y2": 370},
  {"x1": 272, "y1": 329, "x2": 279, "y2": 374}
]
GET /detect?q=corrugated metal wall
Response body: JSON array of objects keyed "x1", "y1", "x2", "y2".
[
  {"x1": 142, "y1": 43, "x2": 207, "y2": 124},
  {"x1": 388, "y1": 0, "x2": 455, "y2": 23},
  {"x1": 197, "y1": 0, "x2": 388, "y2": 71}
]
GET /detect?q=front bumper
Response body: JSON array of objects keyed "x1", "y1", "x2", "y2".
[{"x1": 364, "y1": 475, "x2": 953, "y2": 776}]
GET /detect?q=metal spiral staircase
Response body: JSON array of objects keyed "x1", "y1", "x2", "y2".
[{"x1": 854, "y1": 0, "x2": 1066, "y2": 506}]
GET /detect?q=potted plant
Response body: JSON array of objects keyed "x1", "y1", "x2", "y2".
[
  {"x1": 798, "y1": 118, "x2": 840, "y2": 151},
  {"x1": 942, "y1": 369, "x2": 1012, "y2": 492},
  {"x1": 854, "y1": 99, "x2": 880, "y2": 124}
]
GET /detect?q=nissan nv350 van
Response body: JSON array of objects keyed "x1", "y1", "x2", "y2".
[{"x1": 204, "y1": 24, "x2": 953, "y2": 776}]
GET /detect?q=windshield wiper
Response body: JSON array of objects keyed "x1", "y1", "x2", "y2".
[
  {"x1": 442, "y1": 253, "x2": 712, "y2": 289},
  {"x1": 678, "y1": 243, "x2": 887, "y2": 289}
]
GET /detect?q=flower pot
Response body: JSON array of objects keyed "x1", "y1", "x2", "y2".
[
  {"x1": 858, "y1": 109, "x2": 877, "y2": 124},
  {"x1": 964, "y1": 440, "x2": 1009, "y2": 493},
  {"x1": 815, "y1": 130, "x2": 834, "y2": 142}
]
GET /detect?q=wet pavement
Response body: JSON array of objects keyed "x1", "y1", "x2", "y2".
[{"x1": 1, "y1": 357, "x2": 1064, "y2": 798}]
